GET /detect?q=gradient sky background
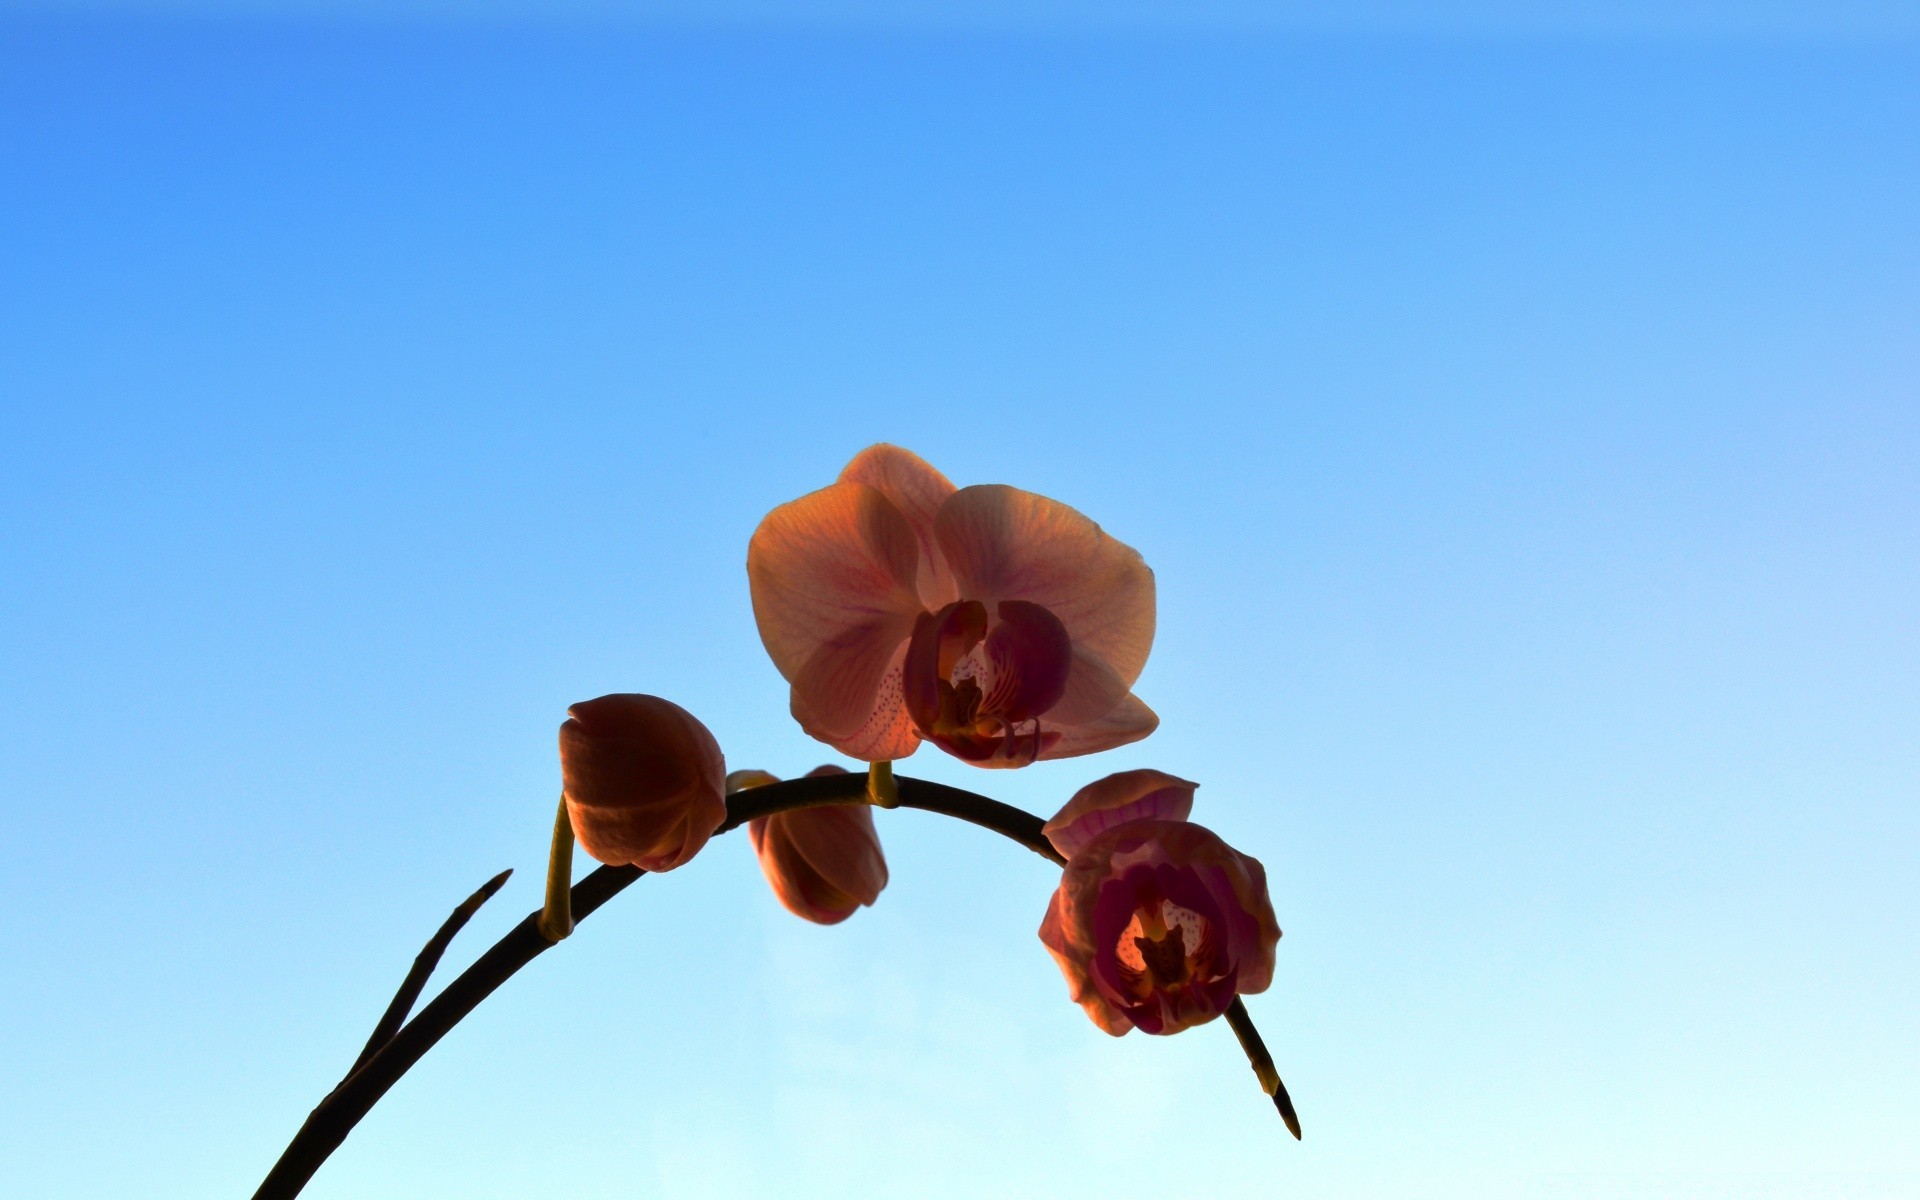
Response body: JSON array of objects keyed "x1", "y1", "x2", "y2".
[{"x1": 1, "y1": 4, "x2": 1916, "y2": 1198}]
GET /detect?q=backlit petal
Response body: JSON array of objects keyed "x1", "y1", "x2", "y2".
[
  {"x1": 1042, "y1": 769, "x2": 1197, "y2": 860},
  {"x1": 934, "y1": 484, "x2": 1154, "y2": 688},
  {"x1": 789, "y1": 640, "x2": 923, "y2": 761},
  {"x1": 1048, "y1": 646, "x2": 1131, "y2": 726},
  {"x1": 1040, "y1": 692, "x2": 1159, "y2": 761},
  {"x1": 749, "y1": 481, "x2": 923, "y2": 678},
  {"x1": 902, "y1": 600, "x2": 987, "y2": 736},
  {"x1": 749, "y1": 481, "x2": 925, "y2": 740},
  {"x1": 838, "y1": 444, "x2": 959, "y2": 610},
  {"x1": 789, "y1": 616, "x2": 918, "y2": 741},
  {"x1": 1038, "y1": 887, "x2": 1134, "y2": 1036}
]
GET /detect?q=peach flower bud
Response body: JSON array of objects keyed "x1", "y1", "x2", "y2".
[
  {"x1": 746, "y1": 765, "x2": 889, "y2": 925},
  {"x1": 1038, "y1": 786, "x2": 1279, "y2": 1036},
  {"x1": 559, "y1": 693, "x2": 727, "y2": 872}
]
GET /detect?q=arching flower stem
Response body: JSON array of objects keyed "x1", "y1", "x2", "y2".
[{"x1": 250, "y1": 773, "x2": 1292, "y2": 1200}]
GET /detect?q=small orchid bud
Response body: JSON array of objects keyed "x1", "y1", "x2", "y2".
[
  {"x1": 559, "y1": 694, "x2": 727, "y2": 872},
  {"x1": 744, "y1": 765, "x2": 889, "y2": 924}
]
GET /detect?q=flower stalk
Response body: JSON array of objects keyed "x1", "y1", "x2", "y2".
[
  {"x1": 252, "y1": 772, "x2": 1293, "y2": 1200},
  {"x1": 536, "y1": 794, "x2": 574, "y2": 943},
  {"x1": 866, "y1": 759, "x2": 900, "y2": 808}
]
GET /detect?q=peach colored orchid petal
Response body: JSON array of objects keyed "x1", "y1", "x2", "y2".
[
  {"x1": 1043, "y1": 768, "x2": 1197, "y2": 860},
  {"x1": 933, "y1": 484, "x2": 1155, "y2": 690},
  {"x1": 838, "y1": 444, "x2": 959, "y2": 610},
  {"x1": 1048, "y1": 646, "x2": 1132, "y2": 727},
  {"x1": 749, "y1": 481, "x2": 926, "y2": 741},
  {"x1": 1039, "y1": 889, "x2": 1133, "y2": 1036},
  {"x1": 789, "y1": 615, "x2": 920, "y2": 741},
  {"x1": 1041, "y1": 692, "x2": 1159, "y2": 761},
  {"x1": 902, "y1": 599, "x2": 991, "y2": 754},
  {"x1": 789, "y1": 639, "x2": 923, "y2": 761}
]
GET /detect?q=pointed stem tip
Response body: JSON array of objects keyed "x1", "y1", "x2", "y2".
[
  {"x1": 1271, "y1": 1077, "x2": 1302, "y2": 1141},
  {"x1": 1224, "y1": 998, "x2": 1300, "y2": 1140}
]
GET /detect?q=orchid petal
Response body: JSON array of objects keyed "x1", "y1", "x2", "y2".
[
  {"x1": 788, "y1": 616, "x2": 918, "y2": 741},
  {"x1": 934, "y1": 484, "x2": 1154, "y2": 688},
  {"x1": 838, "y1": 444, "x2": 959, "y2": 610},
  {"x1": 750, "y1": 481, "x2": 925, "y2": 740},
  {"x1": 1048, "y1": 646, "x2": 1132, "y2": 726},
  {"x1": 789, "y1": 641, "x2": 923, "y2": 761},
  {"x1": 1043, "y1": 768, "x2": 1197, "y2": 860},
  {"x1": 1038, "y1": 888, "x2": 1134, "y2": 1036},
  {"x1": 902, "y1": 600, "x2": 987, "y2": 735},
  {"x1": 1040, "y1": 692, "x2": 1159, "y2": 761}
]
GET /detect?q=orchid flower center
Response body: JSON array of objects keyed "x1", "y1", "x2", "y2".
[
  {"x1": 902, "y1": 598, "x2": 1071, "y2": 763},
  {"x1": 1114, "y1": 898, "x2": 1213, "y2": 994}
]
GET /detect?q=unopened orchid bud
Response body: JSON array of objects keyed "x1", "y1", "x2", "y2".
[
  {"x1": 558, "y1": 694, "x2": 726, "y2": 873},
  {"x1": 746, "y1": 765, "x2": 889, "y2": 924}
]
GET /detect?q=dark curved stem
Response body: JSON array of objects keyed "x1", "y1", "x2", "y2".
[
  {"x1": 721, "y1": 770, "x2": 1064, "y2": 864},
  {"x1": 253, "y1": 772, "x2": 1287, "y2": 1200},
  {"x1": 346, "y1": 867, "x2": 513, "y2": 1079},
  {"x1": 251, "y1": 865, "x2": 643, "y2": 1200}
]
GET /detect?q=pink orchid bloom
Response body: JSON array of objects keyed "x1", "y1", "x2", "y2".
[
  {"x1": 1038, "y1": 770, "x2": 1280, "y2": 1036},
  {"x1": 559, "y1": 694, "x2": 728, "y2": 872},
  {"x1": 747, "y1": 445, "x2": 1157, "y2": 767},
  {"x1": 732, "y1": 765, "x2": 889, "y2": 925}
]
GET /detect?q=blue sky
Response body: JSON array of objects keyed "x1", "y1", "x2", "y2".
[{"x1": 1, "y1": 7, "x2": 1916, "y2": 1199}]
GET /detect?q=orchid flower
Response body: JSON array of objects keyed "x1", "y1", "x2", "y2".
[
  {"x1": 748, "y1": 445, "x2": 1156, "y2": 767},
  {"x1": 1038, "y1": 770, "x2": 1280, "y2": 1036}
]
